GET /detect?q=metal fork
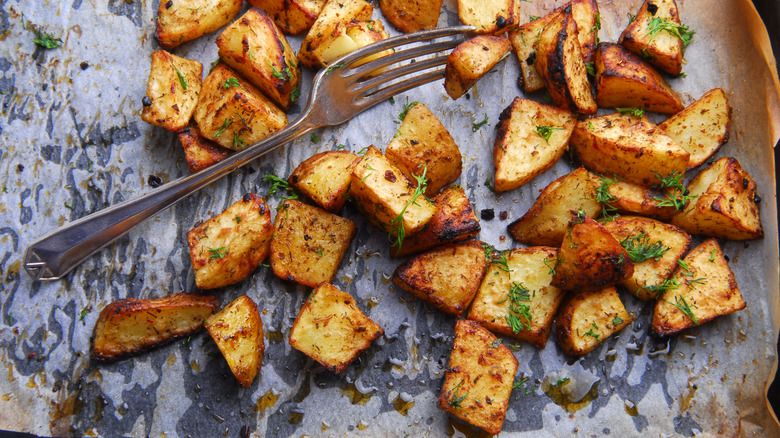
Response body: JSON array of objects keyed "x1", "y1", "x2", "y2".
[{"x1": 23, "y1": 25, "x2": 474, "y2": 281}]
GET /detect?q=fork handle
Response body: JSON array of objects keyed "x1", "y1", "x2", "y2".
[{"x1": 24, "y1": 114, "x2": 317, "y2": 281}]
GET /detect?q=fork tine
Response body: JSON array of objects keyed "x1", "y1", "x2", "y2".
[
  {"x1": 347, "y1": 39, "x2": 460, "y2": 81},
  {"x1": 353, "y1": 53, "x2": 449, "y2": 96},
  {"x1": 355, "y1": 67, "x2": 446, "y2": 106}
]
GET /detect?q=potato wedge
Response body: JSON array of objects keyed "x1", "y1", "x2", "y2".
[
  {"x1": 508, "y1": 13, "x2": 557, "y2": 93},
  {"x1": 570, "y1": 0, "x2": 600, "y2": 64},
  {"x1": 141, "y1": 50, "x2": 203, "y2": 132},
  {"x1": 444, "y1": 35, "x2": 511, "y2": 100},
  {"x1": 298, "y1": 0, "x2": 374, "y2": 68},
  {"x1": 619, "y1": 0, "x2": 686, "y2": 76},
  {"x1": 658, "y1": 88, "x2": 732, "y2": 169},
  {"x1": 439, "y1": 320, "x2": 519, "y2": 435},
  {"x1": 155, "y1": 0, "x2": 243, "y2": 49},
  {"x1": 652, "y1": 239, "x2": 745, "y2": 336},
  {"x1": 671, "y1": 157, "x2": 763, "y2": 240},
  {"x1": 556, "y1": 286, "x2": 631, "y2": 356},
  {"x1": 205, "y1": 295, "x2": 264, "y2": 388},
  {"x1": 91, "y1": 293, "x2": 218, "y2": 362},
  {"x1": 177, "y1": 125, "x2": 232, "y2": 173},
  {"x1": 289, "y1": 150, "x2": 361, "y2": 212},
  {"x1": 289, "y1": 283, "x2": 383, "y2": 374},
  {"x1": 594, "y1": 42, "x2": 684, "y2": 114},
  {"x1": 493, "y1": 97, "x2": 576, "y2": 192},
  {"x1": 598, "y1": 176, "x2": 681, "y2": 221},
  {"x1": 313, "y1": 20, "x2": 392, "y2": 68},
  {"x1": 380, "y1": 0, "x2": 442, "y2": 33},
  {"x1": 247, "y1": 0, "x2": 326, "y2": 35},
  {"x1": 457, "y1": 0, "x2": 516, "y2": 34}
]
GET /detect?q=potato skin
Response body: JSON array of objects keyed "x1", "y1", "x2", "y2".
[
  {"x1": 141, "y1": 50, "x2": 203, "y2": 132},
  {"x1": 555, "y1": 286, "x2": 631, "y2": 356},
  {"x1": 456, "y1": 0, "x2": 516, "y2": 35},
  {"x1": 380, "y1": 0, "x2": 442, "y2": 33},
  {"x1": 289, "y1": 150, "x2": 361, "y2": 212},
  {"x1": 177, "y1": 125, "x2": 232, "y2": 173},
  {"x1": 247, "y1": 0, "x2": 326, "y2": 35},
  {"x1": 205, "y1": 295, "x2": 264, "y2": 388},
  {"x1": 155, "y1": 0, "x2": 243, "y2": 49},
  {"x1": 444, "y1": 35, "x2": 511, "y2": 100},
  {"x1": 605, "y1": 179, "x2": 681, "y2": 221}
]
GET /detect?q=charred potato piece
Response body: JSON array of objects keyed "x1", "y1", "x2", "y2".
[
  {"x1": 594, "y1": 42, "x2": 684, "y2": 114},
  {"x1": 247, "y1": 0, "x2": 326, "y2": 35},
  {"x1": 216, "y1": 8, "x2": 301, "y2": 110},
  {"x1": 393, "y1": 241, "x2": 488, "y2": 317},
  {"x1": 298, "y1": 0, "x2": 374, "y2": 69},
  {"x1": 177, "y1": 125, "x2": 232, "y2": 173},
  {"x1": 570, "y1": 0, "x2": 600, "y2": 64},
  {"x1": 457, "y1": 0, "x2": 516, "y2": 34},
  {"x1": 313, "y1": 19, "x2": 392, "y2": 68},
  {"x1": 507, "y1": 167, "x2": 602, "y2": 246},
  {"x1": 467, "y1": 246, "x2": 565, "y2": 348},
  {"x1": 386, "y1": 102, "x2": 463, "y2": 197},
  {"x1": 193, "y1": 64, "x2": 287, "y2": 151},
  {"x1": 380, "y1": 0, "x2": 442, "y2": 33},
  {"x1": 155, "y1": 0, "x2": 243, "y2": 49},
  {"x1": 671, "y1": 157, "x2": 763, "y2": 240},
  {"x1": 289, "y1": 150, "x2": 361, "y2": 212},
  {"x1": 556, "y1": 286, "x2": 631, "y2": 356},
  {"x1": 619, "y1": 0, "x2": 686, "y2": 76},
  {"x1": 493, "y1": 97, "x2": 576, "y2": 192},
  {"x1": 444, "y1": 35, "x2": 511, "y2": 100},
  {"x1": 652, "y1": 239, "x2": 745, "y2": 336},
  {"x1": 508, "y1": 13, "x2": 557, "y2": 93},
  {"x1": 91, "y1": 293, "x2": 218, "y2": 362},
  {"x1": 439, "y1": 320, "x2": 519, "y2": 435},
  {"x1": 270, "y1": 199, "x2": 357, "y2": 287},
  {"x1": 187, "y1": 194, "x2": 274, "y2": 289},
  {"x1": 600, "y1": 177, "x2": 681, "y2": 221},
  {"x1": 658, "y1": 88, "x2": 732, "y2": 169},
  {"x1": 389, "y1": 185, "x2": 480, "y2": 258},
  {"x1": 205, "y1": 295, "x2": 264, "y2": 388},
  {"x1": 141, "y1": 50, "x2": 203, "y2": 132},
  {"x1": 289, "y1": 283, "x2": 383, "y2": 374}
]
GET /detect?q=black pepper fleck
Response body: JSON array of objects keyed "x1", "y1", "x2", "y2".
[
  {"x1": 499, "y1": 211, "x2": 508, "y2": 220},
  {"x1": 480, "y1": 209, "x2": 495, "y2": 220},
  {"x1": 647, "y1": 2, "x2": 659, "y2": 15},
  {"x1": 147, "y1": 175, "x2": 163, "y2": 188},
  {"x1": 495, "y1": 16, "x2": 507, "y2": 28},
  {"x1": 142, "y1": 96, "x2": 153, "y2": 107},
  {"x1": 17, "y1": 164, "x2": 24, "y2": 172},
  {"x1": 80, "y1": 62, "x2": 90, "y2": 70}
]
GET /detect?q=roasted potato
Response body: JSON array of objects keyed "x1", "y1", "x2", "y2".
[
  {"x1": 508, "y1": 13, "x2": 557, "y2": 93},
  {"x1": 556, "y1": 286, "x2": 631, "y2": 356},
  {"x1": 386, "y1": 102, "x2": 463, "y2": 197},
  {"x1": 393, "y1": 241, "x2": 488, "y2": 316},
  {"x1": 467, "y1": 246, "x2": 565, "y2": 348},
  {"x1": 380, "y1": 0, "x2": 442, "y2": 33},
  {"x1": 507, "y1": 167, "x2": 602, "y2": 246},
  {"x1": 91, "y1": 293, "x2": 218, "y2": 362},
  {"x1": 193, "y1": 64, "x2": 287, "y2": 151},
  {"x1": 652, "y1": 239, "x2": 745, "y2": 336},
  {"x1": 155, "y1": 0, "x2": 243, "y2": 49},
  {"x1": 658, "y1": 88, "x2": 732, "y2": 169},
  {"x1": 205, "y1": 295, "x2": 264, "y2": 388},
  {"x1": 570, "y1": 0, "x2": 600, "y2": 64},
  {"x1": 141, "y1": 50, "x2": 203, "y2": 132},
  {"x1": 313, "y1": 19, "x2": 392, "y2": 68},
  {"x1": 671, "y1": 157, "x2": 763, "y2": 240},
  {"x1": 599, "y1": 176, "x2": 681, "y2": 221},
  {"x1": 389, "y1": 185, "x2": 480, "y2": 257},
  {"x1": 493, "y1": 97, "x2": 576, "y2": 192},
  {"x1": 457, "y1": 0, "x2": 516, "y2": 34},
  {"x1": 187, "y1": 194, "x2": 274, "y2": 289},
  {"x1": 439, "y1": 320, "x2": 518, "y2": 435},
  {"x1": 289, "y1": 150, "x2": 361, "y2": 213},
  {"x1": 594, "y1": 42, "x2": 684, "y2": 114},
  {"x1": 444, "y1": 35, "x2": 511, "y2": 100},
  {"x1": 570, "y1": 112, "x2": 689, "y2": 187},
  {"x1": 619, "y1": 0, "x2": 686, "y2": 76},
  {"x1": 298, "y1": 0, "x2": 374, "y2": 69},
  {"x1": 270, "y1": 199, "x2": 357, "y2": 287},
  {"x1": 289, "y1": 283, "x2": 383, "y2": 374},
  {"x1": 247, "y1": 0, "x2": 326, "y2": 35},
  {"x1": 177, "y1": 125, "x2": 232, "y2": 173}
]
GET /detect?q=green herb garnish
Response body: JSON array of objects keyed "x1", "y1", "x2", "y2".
[
  {"x1": 396, "y1": 100, "x2": 418, "y2": 124},
  {"x1": 482, "y1": 244, "x2": 511, "y2": 272},
  {"x1": 543, "y1": 256, "x2": 561, "y2": 275},
  {"x1": 620, "y1": 233, "x2": 669, "y2": 263},
  {"x1": 268, "y1": 61, "x2": 291, "y2": 81},
  {"x1": 535, "y1": 125, "x2": 564, "y2": 142},
  {"x1": 585, "y1": 62, "x2": 596, "y2": 76},
  {"x1": 213, "y1": 118, "x2": 233, "y2": 138},
  {"x1": 388, "y1": 165, "x2": 428, "y2": 249},
  {"x1": 263, "y1": 174, "x2": 299, "y2": 209},
  {"x1": 208, "y1": 246, "x2": 229, "y2": 260},
  {"x1": 221, "y1": 77, "x2": 240, "y2": 89},
  {"x1": 612, "y1": 315, "x2": 624, "y2": 327},
  {"x1": 583, "y1": 323, "x2": 601, "y2": 341},
  {"x1": 172, "y1": 64, "x2": 188, "y2": 91},
  {"x1": 647, "y1": 16, "x2": 695, "y2": 48},
  {"x1": 310, "y1": 132, "x2": 320, "y2": 143},
  {"x1": 668, "y1": 294, "x2": 698, "y2": 324},
  {"x1": 640, "y1": 277, "x2": 679, "y2": 297},
  {"x1": 616, "y1": 107, "x2": 644, "y2": 117},
  {"x1": 595, "y1": 175, "x2": 619, "y2": 221},
  {"x1": 651, "y1": 171, "x2": 696, "y2": 211},
  {"x1": 449, "y1": 380, "x2": 468, "y2": 408},
  {"x1": 472, "y1": 114, "x2": 489, "y2": 132},
  {"x1": 505, "y1": 281, "x2": 532, "y2": 333}
]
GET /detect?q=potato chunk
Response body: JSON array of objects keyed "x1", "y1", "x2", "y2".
[
  {"x1": 619, "y1": 0, "x2": 686, "y2": 76},
  {"x1": 393, "y1": 241, "x2": 488, "y2": 316},
  {"x1": 289, "y1": 150, "x2": 361, "y2": 212},
  {"x1": 556, "y1": 286, "x2": 631, "y2": 356},
  {"x1": 155, "y1": 0, "x2": 243, "y2": 49},
  {"x1": 493, "y1": 97, "x2": 575, "y2": 192},
  {"x1": 298, "y1": 0, "x2": 374, "y2": 68},
  {"x1": 671, "y1": 157, "x2": 763, "y2": 240},
  {"x1": 216, "y1": 8, "x2": 301, "y2": 110},
  {"x1": 570, "y1": 0, "x2": 600, "y2": 64},
  {"x1": 177, "y1": 125, "x2": 232, "y2": 173},
  {"x1": 439, "y1": 320, "x2": 519, "y2": 435},
  {"x1": 652, "y1": 239, "x2": 745, "y2": 336},
  {"x1": 457, "y1": 0, "x2": 516, "y2": 34},
  {"x1": 508, "y1": 13, "x2": 557, "y2": 93},
  {"x1": 91, "y1": 293, "x2": 218, "y2": 362},
  {"x1": 313, "y1": 20, "x2": 392, "y2": 68},
  {"x1": 444, "y1": 35, "x2": 511, "y2": 100},
  {"x1": 141, "y1": 50, "x2": 203, "y2": 132},
  {"x1": 599, "y1": 177, "x2": 681, "y2": 221},
  {"x1": 247, "y1": 0, "x2": 326, "y2": 35},
  {"x1": 205, "y1": 295, "x2": 264, "y2": 388},
  {"x1": 289, "y1": 283, "x2": 383, "y2": 374},
  {"x1": 380, "y1": 0, "x2": 442, "y2": 33},
  {"x1": 467, "y1": 246, "x2": 565, "y2": 348},
  {"x1": 270, "y1": 199, "x2": 357, "y2": 287},
  {"x1": 386, "y1": 102, "x2": 462, "y2": 197}
]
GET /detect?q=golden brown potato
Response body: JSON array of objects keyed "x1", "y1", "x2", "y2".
[
  {"x1": 507, "y1": 167, "x2": 602, "y2": 246},
  {"x1": 508, "y1": 13, "x2": 557, "y2": 93},
  {"x1": 298, "y1": 0, "x2": 374, "y2": 68},
  {"x1": 205, "y1": 295, "x2": 264, "y2": 388},
  {"x1": 556, "y1": 286, "x2": 631, "y2": 356},
  {"x1": 270, "y1": 199, "x2": 357, "y2": 287},
  {"x1": 193, "y1": 64, "x2": 287, "y2": 151},
  {"x1": 91, "y1": 293, "x2": 218, "y2": 362},
  {"x1": 595, "y1": 42, "x2": 684, "y2": 114},
  {"x1": 570, "y1": 0, "x2": 600, "y2": 64},
  {"x1": 671, "y1": 157, "x2": 763, "y2": 240},
  {"x1": 619, "y1": 0, "x2": 686, "y2": 76},
  {"x1": 216, "y1": 8, "x2": 301, "y2": 110},
  {"x1": 386, "y1": 102, "x2": 462, "y2": 197},
  {"x1": 467, "y1": 246, "x2": 565, "y2": 348},
  {"x1": 289, "y1": 150, "x2": 361, "y2": 213},
  {"x1": 493, "y1": 97, "x2": 576, "y2": 192},
  {"x1": 187, "y1": 194, "x2": 274, "y2": 289},
  {"x1": 658, "y1": 88, "x2": 732, "y2": 169},
  {"x1": 389, "y1": 185, "x2": 480, "y2": 258},
  {"x1": 141, "y1": 50, "x2": 203, "y2": 132},
  {"x1": 600, "y1": 177, "x2": 681, "y2": 221},
  {"x1": 247, "y1": 0, "x2": 326, "y2": 35},
  {"x1": 380, "y1": 0, "x2": 442, "y2": 33},
  {"x1": 457, "y1": 0, "x2": 516, "y2": 34},
  {"x1": 393, "y1": 241, "x2": 488, "y2": 316},
  {"x1": 155, "y1": 0, "x2": 243, "y2": 49},
  {"x1": 444, "y1": 35, "x2": 511, "y2": 100},
  {"x1": 652, "y1": 239, "x2": 745, "y2": 336},
  {"x1": 177, "y1": 125, "x2": 232, "y2": 173},
  {"x1": 313, "y1": 20, "x2": 392, "y2": 68},
  {"x1": 289, "y1": 283, "x2": 383, "y2": 374},
  {"x1": 439, "y1": 320, "x2": 519, "y2": 435},
  {"x1": 535, "y1": 6, "x2": 597, "y2": 114},
  {"x1": 570, "y1": 113, "x2": 689, "y2": 187}
]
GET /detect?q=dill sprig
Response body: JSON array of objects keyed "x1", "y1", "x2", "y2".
[
  {"x1": 594, "y1": 175, "x2": 619, "y2": 221},
  {"x1": 482, "y1": 244, "x2": 511, "y2": 272},
  {"x1": 647, "y1": 16, "x2": 695, "y2": 48},
  {"x1": 505, "y1": 281, "x2": 532, "y2": 333},
  {"x1": 263, "y1": 174, "x2": 299, "y2": 209},
  {"x1": 651, "y1": 171, "x2": 696, "y2": 211},
  {"x1": 668, "y1": 294, "x2": 699, "y2": 324},
  {"x1": 620, "y1": 233, "x2": 669, "y2": 263},
  {"x1": 535, "y1": 125, "x2": 564, "y2": 142},
  {"x1": 388, "y1": 165, "x2": 428, "y2": 250}
]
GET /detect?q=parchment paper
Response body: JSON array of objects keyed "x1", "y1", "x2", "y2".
[{"x1": 0, "y1": 0, "x2": 778, "y2": 436}]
